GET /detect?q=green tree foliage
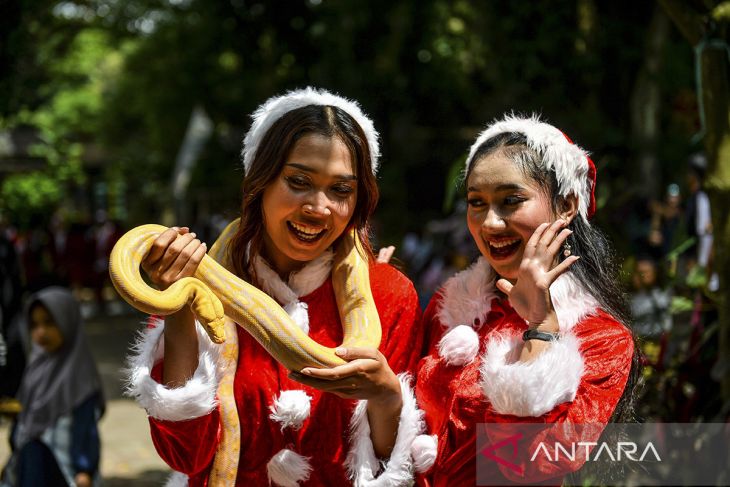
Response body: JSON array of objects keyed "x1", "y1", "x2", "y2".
[{"x1": 1, "y1": 0, "x2": 700, "y2": 245}]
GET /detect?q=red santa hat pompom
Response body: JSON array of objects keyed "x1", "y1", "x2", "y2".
[
  {"x1": 241, "y1": 86, "x2": 381, "y2": 175},
  {"x1": 465, "y1": 114, "x2": 597, "y2": 222}
]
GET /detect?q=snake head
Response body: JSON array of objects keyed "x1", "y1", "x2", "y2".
[{"x1": 201, "y1": 316, "x2": 227, "y2": 344}]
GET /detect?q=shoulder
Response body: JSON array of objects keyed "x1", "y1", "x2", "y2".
[{"x1": 369, "y1": 262, "x2": 417, "y2": 300}]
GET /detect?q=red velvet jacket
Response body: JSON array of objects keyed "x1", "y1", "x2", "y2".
[
  {"x1": 128, "y1": 262, "x2": 422, "y2": 486},
  {"x1": 413, "y1": 258, "x2": 634, "y2": 486}
]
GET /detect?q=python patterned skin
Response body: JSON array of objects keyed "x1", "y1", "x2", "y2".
[{"x1": 109, "y1": 221, "x2": 382, "y2": 371}]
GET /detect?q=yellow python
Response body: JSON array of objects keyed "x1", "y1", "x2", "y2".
[{"x1": 109, "y1": 220, "x2": 382, "y2": 484}]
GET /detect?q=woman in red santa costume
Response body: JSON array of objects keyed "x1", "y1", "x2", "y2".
[
  {"x1": 125, "y1": 87, "x2": 424, "y2": 486},
  {"x1": 410, "y1": 114, "x2": 639, "y2": 485}
]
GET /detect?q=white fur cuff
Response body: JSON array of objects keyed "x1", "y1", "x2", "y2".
[
  {"x1": 345, "y1": 373, "x2": 424, "y2": 486},
  {"x1": 125, "y1": 317, "x2": 222, "y2": 421},
  {"x1": 411, "y1": 434, "x2": 437, "y2": 473},
  {"x1": 480, "y1": 333, "x2": 584, "y2": 417}
]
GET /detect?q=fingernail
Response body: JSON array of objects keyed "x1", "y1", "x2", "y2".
[
  {"x1": 171, "y1": 226, "x2": 179, "y2": 231},
  {"x1": 335, "y1": 347, "x2": 346, "y2": 355},
  {"x1": 202, "y1": 242, "x2": 207, "y2": 248},
  {"x1": 190, "y1": 232, "x2": 196, "y2": 238},
  {"x1": 301, "y1": 368, "x2": 312, "y2": 375}
]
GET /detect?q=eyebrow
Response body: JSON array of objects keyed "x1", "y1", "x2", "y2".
[
  {"x1": 285, "y1": 163, "x2": 357, "y2": 181},
  {"x1": 467, "y1": 183, "x2": 524, "y2": 192}
]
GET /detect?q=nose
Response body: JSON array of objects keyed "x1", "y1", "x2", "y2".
[
  {"x1": 481, "y1": 207, "x2": 505, "y2": 231},
  {"x1": 302, "y1": 192, "x2": 332, "y2": 217}
]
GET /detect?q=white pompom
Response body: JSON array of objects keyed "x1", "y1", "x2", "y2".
[
  {"x1": 411, "y1": 434, "x2": 438, "y2": 473},
  {"x1": 269, "y1": 390, "x2": 312, "y2": 430},
  {"x1": 267, "y1": 448, "x2": 312, "y2": 487},
  {"x1": 163, "y1": 471, "x2": 188, "y2": 487},
  {"x1": 284, "y1": 300, "x2": 309, "y2": 334},
  {"x1": 437, "y1": 324, "x2": 480, "y2": 365}
]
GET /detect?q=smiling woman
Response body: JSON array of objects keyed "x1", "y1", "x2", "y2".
[
  {"x1": 124, "y1": 88, "x2": 423, "y2": 487},
  {"x1": 411, "y1": 114, "x2": 639, "y2": 486}
]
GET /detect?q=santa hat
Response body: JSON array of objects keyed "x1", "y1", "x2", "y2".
[
  {"x1": 465, "y1": 114, "x2": 597, "y2": 222},
  {"x1": 241, "y1": 86, "x2": 381, "y2": 175}
]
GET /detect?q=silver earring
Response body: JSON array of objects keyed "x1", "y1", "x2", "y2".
[{"x1": 563, "y1": 241, "x2": 572, "y2": 257}]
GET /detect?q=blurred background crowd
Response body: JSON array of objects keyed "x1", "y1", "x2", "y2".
[{"x1": 1, "y1": 0, "x2": 729, "y2": 484}]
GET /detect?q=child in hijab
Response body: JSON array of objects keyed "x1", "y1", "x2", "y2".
[{"x1": 1, "y1": 286, "x2": 105, "y2": 487}]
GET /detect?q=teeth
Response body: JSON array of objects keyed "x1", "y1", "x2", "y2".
[
  {"x1": 291, "y1": 222, "x2": 324, "y2": 236},
  {"x1": 489, "y1": 239, "x2": 519, "y2": 249}
]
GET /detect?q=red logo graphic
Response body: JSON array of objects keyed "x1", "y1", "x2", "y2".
[{"x1": 481, "y1": 433, "x2": 524, "y2": 475}]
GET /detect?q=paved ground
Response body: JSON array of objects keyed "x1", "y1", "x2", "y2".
[{"x1": 0, "y1": 303, "x2": 172, "y2": 485}]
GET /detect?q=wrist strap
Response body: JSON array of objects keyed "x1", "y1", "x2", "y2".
[{"x1": 522, "y1": 329, "x2": 560, "y2": 342}]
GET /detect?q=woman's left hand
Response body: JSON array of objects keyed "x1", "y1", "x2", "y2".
[
  {"x1": 289, "y1": 347, "x2": 401, "y2": 405},
  {"x1": 496, "y1": 219, "x2": 579, "y2": 327}
]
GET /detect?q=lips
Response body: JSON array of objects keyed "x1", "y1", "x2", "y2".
[
  {"x1": 487, "y1": 237, "x2": 521, "y2": 260},
  {"x1": 287, "y1": 221, "x2": 326, "y2": 243}
]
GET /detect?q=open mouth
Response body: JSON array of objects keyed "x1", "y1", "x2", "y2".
[
  {"x1": 287, "y1": 221, "x2": 326, "y2": 243},
  {"x1": 487, "y1": 238, "x2": 521, "y2": 260}
]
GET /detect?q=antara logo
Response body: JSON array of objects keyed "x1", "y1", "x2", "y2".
[
  {"x1": 530, "y1": 441, "x2": 662, "y2": 462},
  {"x1": 481, "y1": 433, "x2": 524, "y2": 475},
  {"x1": 481, "y1": 433, "x2": 662, "y2": 477}
]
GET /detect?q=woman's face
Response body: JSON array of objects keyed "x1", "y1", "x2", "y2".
[
  {"x1": 261, "y1": 133, "x2": 357, "y2": 275},
  {"x1": 466, "y1": 151, "x2": 556, "y2": 282},
  {"x1": 29, "y1": 304, "x2": 64, "y2": 353}
]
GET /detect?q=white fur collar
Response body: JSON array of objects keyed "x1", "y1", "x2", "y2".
[
  {"x1": 436, "y1": 257, "x2": 599, "y2": 365},
  {"x1": 252, "y1": 249, "x2": 334, "y2": 334}
]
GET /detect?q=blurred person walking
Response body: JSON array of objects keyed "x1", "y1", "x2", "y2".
[{"x1": 1, "y1": 287, "x2": 104, "y2": 487}]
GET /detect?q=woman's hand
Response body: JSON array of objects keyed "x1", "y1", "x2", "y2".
[
  {"x1": 140, "y1": 226, "x2": 207, "y2": 290},
  {"x1": 290, "y1": 347, "x2": 403, "y2": 457},
  {"x1": 376, "y1": 245, "x2": 396, "y2": 264},
  {"x1": 496, "y1": 219, "x2": 579, "y2": 328},
  {"x1": 289, "y1": 347, "x2": 401, "y2": 405},
  {"x1": 140, "y1": 226, "x2": 206, "y2": 387}
]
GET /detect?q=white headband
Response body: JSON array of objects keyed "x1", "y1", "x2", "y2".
[
  {"x1": 241, "y1": 86, "x2": 381, "y2": 175},
  {"x1": 465, "y1": 114, "x2": 596, "y2": 222}
]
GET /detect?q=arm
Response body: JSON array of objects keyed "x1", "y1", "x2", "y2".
[
  {"x1": 139, "y1": 227, "x2": 205, "y2": 387},
  {"x1": 125, "y1": 316, "x2": 222, "y2": 475},
  {"x1": 291, "y1": 264, "x2": 426, "y2": 483},
  {"x1": 480, "y1": 314, "x2": 635, "y2": 483},
  {"x1": 495, "y1": 220, "x2": 579, "y2": 362},
  {"x1": 70, "y1": 393, "x2": 102, "y2": 486}
]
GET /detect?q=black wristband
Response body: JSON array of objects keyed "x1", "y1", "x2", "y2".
[{"x1": 522, "y1": 329, "x2": 560, "y2": 342}]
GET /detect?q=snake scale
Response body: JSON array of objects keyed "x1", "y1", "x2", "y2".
[{"x1": 109, "y1": 220, "x2": 382, "y2": 484}]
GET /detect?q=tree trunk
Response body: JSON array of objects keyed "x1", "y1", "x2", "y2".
[{"x1": 629, "y1": 7, "x2": 670, "y2": 199}]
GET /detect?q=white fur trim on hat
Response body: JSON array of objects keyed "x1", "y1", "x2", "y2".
[
  {"x1": 465, "y1": 114, "x2": 593, "y2": 221},
  {"x1": 164, "y1": 471, "x2": 188, "y2": 487},
  {"x1": 269, "y1": 389, "x2": 312, "y2": 430},
  {"x1": 267, "y1": 448, "x2": 312, "y2": 487},
  {"x1": 437, "y1": 324, "x2": 480, "y2": 366},
  {"x1": 345, "y1": 373, "x2": 424, "y2": 486},
  {"x1": 480, "y1": 332, "x2": 584, "y2": 417},
  {"x1": 242, "y1": 87, "x2": 381, "y2": 174},
  {"x1": 411, "y1": 434, "x2": 438, "y2": 474},
  {"x1": 124, "y1": 317, "x2": 222, "y2": 421}
]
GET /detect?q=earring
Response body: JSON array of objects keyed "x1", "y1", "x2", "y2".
[{"x1": 563, "y1": 241, "x2": 572, "y2": 257}]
